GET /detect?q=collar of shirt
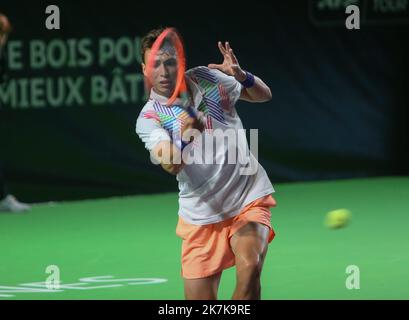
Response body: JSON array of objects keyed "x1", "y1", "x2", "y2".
[{"x1": 149, "y1": 76, "x2": 204, "y2": 109}]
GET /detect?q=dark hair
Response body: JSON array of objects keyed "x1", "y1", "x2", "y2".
[{"x1": 140, "y1": 27, "x2": 166, "y2": 64}]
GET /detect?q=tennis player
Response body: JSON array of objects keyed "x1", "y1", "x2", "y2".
[
  {"x1": 136, "y1": 27, "x2": 277, "y2": 300},
  {"x1": 0, "y1": 12, "x2": 31, "y2": 213}
]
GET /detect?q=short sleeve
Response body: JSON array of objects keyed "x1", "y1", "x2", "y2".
[
  {"x1": 208, "y1": 68, "x2": 243, "y2": 106},
  {"x1": 135, "y1": 107, "x2": 171, "y2": 151}
]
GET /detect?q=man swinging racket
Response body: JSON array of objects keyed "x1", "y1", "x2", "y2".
[{"x1": 136, "y1": 27, "x2": 277, "y2": 300}]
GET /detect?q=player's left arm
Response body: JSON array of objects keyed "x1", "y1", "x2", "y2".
[
  {"x1": 208, "y1": 41, "x2": 272, "y2": 103},
  {"x1": 237, "y1": 74, "x2": 272, "y2": 103}
]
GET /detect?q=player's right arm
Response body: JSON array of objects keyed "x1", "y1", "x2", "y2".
[
  {"x1": 151, "y1": 140, "x2": 184, "y2": 175},
  {"x1": 151, "y1": 114, "x2": 205, "y2": 175},
  {"x1": 136, "y1": 105, "x2": 204, "y2": 176}
]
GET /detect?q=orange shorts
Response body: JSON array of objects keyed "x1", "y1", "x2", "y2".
[{"x1": 175, "y1": 194, "x2": 277, "y2": 279}]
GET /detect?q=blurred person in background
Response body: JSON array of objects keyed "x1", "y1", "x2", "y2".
[{"x1": 0, "y1": 12, "x2": 31, "y2": 213}]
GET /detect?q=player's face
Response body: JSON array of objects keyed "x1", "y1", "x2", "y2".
[{"x1": 143, "y1": 48, "x2": 178, "y2": 97}]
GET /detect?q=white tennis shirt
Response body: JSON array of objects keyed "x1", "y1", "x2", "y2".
[{"x1": 136, "y1": 66, "x2": 274, "y2": 225}]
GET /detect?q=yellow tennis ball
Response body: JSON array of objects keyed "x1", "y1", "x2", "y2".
[{"x1": 325, "y1": 209, "x2": 352, "y2": 229}]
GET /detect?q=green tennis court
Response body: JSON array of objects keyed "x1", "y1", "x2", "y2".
[{"x1": 1, "y1": 176, "x2": 408, "y2": 300}]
